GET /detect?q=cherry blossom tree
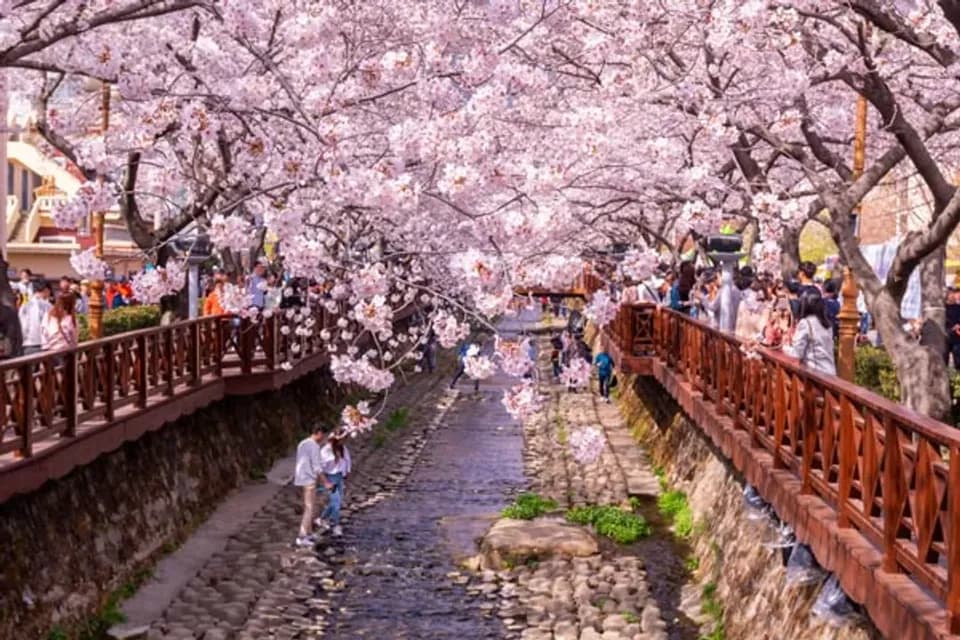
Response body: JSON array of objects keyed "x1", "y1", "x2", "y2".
[{"x1": 6, "y1": 0, "x2": 960, "y2": 423}]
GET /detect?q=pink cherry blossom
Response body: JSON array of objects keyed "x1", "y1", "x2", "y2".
[
  {"x1": 569, "y1": 427, "x2": 606, "y2": 465},
  {"x1": 559, "y1": 359, "x2": 592, "y2": 390},
  {"x1": 584, "y1": 291, "x2": 620, "y2": 328},
  {"x1": 503, "y1": 382, "x2": 542, "y2": 421},
  {"x1": 69, "y1": 248, "x2": 108, "y2": 281},
  {"x1": 496, "y1": 338, "x2": 534, "y2": 378},
  {"x1": 130, "y1": 261, "x2": 186, "y2": 304},
  {"x1": 341, "y1": 401, "x2": 377, "y2": 437},
  {"x1": 464, "y1": 354, "x2": 496, "y2": 380}
]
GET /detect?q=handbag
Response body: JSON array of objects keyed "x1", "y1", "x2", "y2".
[{"x1": 609, "y1": 374, "x2": 619, "y2": 389}]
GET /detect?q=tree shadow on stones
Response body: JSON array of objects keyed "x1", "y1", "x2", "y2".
[{"x1": 604, "y1": 498, "x2": 702, "y2": 640}]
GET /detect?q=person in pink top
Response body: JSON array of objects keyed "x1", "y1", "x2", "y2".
[{"x1": 41, "y1": 293, "x2": 79, "y2": 353}]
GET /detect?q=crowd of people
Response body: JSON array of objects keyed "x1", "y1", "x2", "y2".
[
  {"x1": 623, "y1": 260, "x2": 845, "y2": 375},
  {"x1": 2, "y1": 266, "x2": 168, "y2": 359}
]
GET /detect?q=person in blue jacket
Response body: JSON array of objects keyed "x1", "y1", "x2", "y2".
[{"x1": 594, "y1": 350, "x2": 614, "y2": 403}]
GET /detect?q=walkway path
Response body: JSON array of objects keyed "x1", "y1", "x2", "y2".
[{"x1": 127, "y1": 310, "x2": 695, "y2": 640}]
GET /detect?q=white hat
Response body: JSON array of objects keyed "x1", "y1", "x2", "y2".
[{"x1": 649, "y1": 276, "x2": 665, "y2": 289}]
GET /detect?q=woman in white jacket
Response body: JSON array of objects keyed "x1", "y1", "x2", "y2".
[{"x1": 785, "y1": 288, "x2": 836, "y2": 376}]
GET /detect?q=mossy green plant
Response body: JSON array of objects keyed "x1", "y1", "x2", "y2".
[
  {"x1": 565, "y1": 504, "x2": 651, "y2": 544},
  {"x1": 384, "y1": 407, "x2": 410, "y2": 432},
  {"x1": 658, "y1": 489, "x2": 694, "y2": 538},
  {"x1": 699, "y1": 581, "x2": 726, "y2": 640},
  {"x1": 502, "y1": 493, "x2": 558, "y2": 520}
]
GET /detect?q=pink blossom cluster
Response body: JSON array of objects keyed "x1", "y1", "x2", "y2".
[
  {"x1": 68, "y1": 248, "x2": 108, "y2": 281},
  {"x1": 584, "y1": 291, "x2": 620, "y2": 328},
  {"x1": 218, "y1": 284, "x2": 254, "y2": 315},
  {"x1": 351, "y1": 296, "x2": 394, "y2": 336},
  {"x1": 351, "y1": 264, "x2": 391, "y2": 300},
  {"x1": 569, "y1": 427, "x2": 606, "y2": 465},
  {"x1": 329, "y1": 354, "x2": 395, "y2": 393},
  {"x1": 496, "y1": 338, "x2": 534, "y2": 378},
  {"x1": 559, "y1": 359, "x2": 592, "y2": 390},
  {"x1": 130, "y1": 261, "x2": 186, "y2": 304},
  {"x1": 502, "y1": 382, "x2": 542, "y2": 421},
  {"x1": 433, "y1": 311, "x2": 470, "y2": 349},
  {"x1": 52, "y1": 182, "x2": 116, "y2": 230},
  {"x1": 207, "y1": 214, "x2": 251, "y2": 253},
  {"x1": 341, "y1": 401, "x2": 376, "y2": 437},
  {"x1": 464, "y1": 354, "x2": 496, "y2": 380},
  {"x1": 620, "y1": 249, "x2": 658, "y2": 283}
]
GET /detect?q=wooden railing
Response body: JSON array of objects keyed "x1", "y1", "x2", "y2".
[
  {"x1": 0, "y1": 308, "x2": 339, "y2": 463},
  {"x1": 643, "y1": 307, "x2": 960, "y2": 632}
]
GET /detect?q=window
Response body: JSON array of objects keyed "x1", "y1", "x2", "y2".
[{"x1": 5, "y1": 163, "x2": 12, "y2": 198}]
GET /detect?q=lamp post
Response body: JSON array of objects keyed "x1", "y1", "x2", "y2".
[
  {"x1": 837, "y1": 94, "x2": 869, "y2": 382},
  {"x1": 87, "y1": 81, "x2": 111, "y2": 340},
  {"x1": 173, "y1": 233, "x2": 212, "y2": 319},
  {"x1": 707, "y1": 234, "x2": 745, "y2": 333}
]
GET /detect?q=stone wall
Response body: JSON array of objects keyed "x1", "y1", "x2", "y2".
[
  {"x1": 0, "y1": 368, "x2": 345, "y2": 639},
  {"x1": 619, "y1": 374, "x2": 883, "y2": 640}
]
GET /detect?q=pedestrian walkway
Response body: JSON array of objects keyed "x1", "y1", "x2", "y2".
[{"x1": 123, "y1": 311, "x2": 694, "y2": 640}]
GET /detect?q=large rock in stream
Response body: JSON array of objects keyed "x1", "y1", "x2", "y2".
[{"x1": 479, "y1": 516, "x2": 598, "y2": 570}]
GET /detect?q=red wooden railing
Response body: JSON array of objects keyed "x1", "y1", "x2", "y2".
[
  {"x1": 616, "y1": 306, "x2": 960, "y2": 632},
  {"x1": 0, "y1": 308, "x2": 339, "y2": 464}
]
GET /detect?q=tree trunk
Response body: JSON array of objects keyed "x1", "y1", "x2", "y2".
[
  {"x1": 779, "y1": 226, "x2": 801, "y2": 280},
  {"x1": 0, "y1": 256, "x2": 16, "y2": 308},
  {"x1": 871, "y1": 288, "x2": 951, "y2": 421},
  {"x1": 157, "y1": 243, "x2": 189, "y2": 319}
]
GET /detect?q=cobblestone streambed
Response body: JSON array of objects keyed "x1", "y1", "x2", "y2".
[{"x1": 136, "y1": 315, "x2": 697, "y2": 640}]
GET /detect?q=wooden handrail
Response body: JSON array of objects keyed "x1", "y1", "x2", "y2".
[
  {"x1": 0, "y1": 308, "x2": 342, "y2": 466},
  {"x1": 604, "y1": 303, "x2": 960, "y2": 630}
]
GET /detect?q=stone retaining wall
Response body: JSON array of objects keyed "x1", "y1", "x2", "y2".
[
  {"x1": 619, "y1": 374, "x2": 882, "y2": 640},
  {"x1": 0, "y1": 367, "x2": 345, "y2": 639}
]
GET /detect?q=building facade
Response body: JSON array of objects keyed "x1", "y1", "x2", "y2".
[{"x1": 4, "y1": 133, "x2": 142, "y2": 279}]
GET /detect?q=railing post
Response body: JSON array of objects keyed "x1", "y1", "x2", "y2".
[
  {"x1": 838, "y1": 395, "x2": 855, "y2": 528},
  {"x1": 63, "y1": 351, "x2": 77, "y2": 438},
  {"x1": 103, "y1": 342, "x2": 115, "y2": 422},
  {"x1": 136, "y1": 334, "x2": 148, "y2": 408},
  {"x1": 948, "y1": 443, "x2": 960, "y2": 633},
  {"x1": 163, "y1": 329, "x2": 175, "y2": 396},
  {"x1": 750, "y1": 360, "x2": 761, "y2": 448},
  {"x1": 716, "y1": 342, "x2": 727, "y2": 416},
  {"x1": 215, "y1": 318, "x2": 224, "y2": 377},
  {"x1": 883, "y1": 414, "x2": 904, "y2": 573},
  {"x1": 264, "y1": 315, "x2": 277, "y2": 370},
  {"x1": 773, "y1": 366, "x2": 786, "y2": 469},
  {"x1": 190, "y1": 322, "x2": 201, "y2": 385},
  {"x1": 20, "y1": 362, "x2": 33, "y2": 458},
  {"x1": 240, "y1": 318, "x2": 253, "y2": 375},
  {"x1": 801, "y1": 378, "x2": 816, "y2": 494}
]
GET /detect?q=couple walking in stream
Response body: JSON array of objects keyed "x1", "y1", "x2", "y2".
[{"x1": 294, "y1": 426, "x2": 352, "y2": 547}]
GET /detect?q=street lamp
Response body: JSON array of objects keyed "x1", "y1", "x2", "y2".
[
  {"x1": 837, "y1": 95, "x2": 869, "y2": 382},
  {"x1": 87, "y1": 81, "x2": 111, "y2": 339},
  {"x1": 173, "y1": 232, "x2": 212, "y2": 319},
  {"x1": 707, "y1": 234, "x2": 745, "y2": 334}
]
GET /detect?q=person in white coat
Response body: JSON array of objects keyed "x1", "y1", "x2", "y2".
[{"x1": 294, "y1": 426, "x2": 334, "y2": 547}]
